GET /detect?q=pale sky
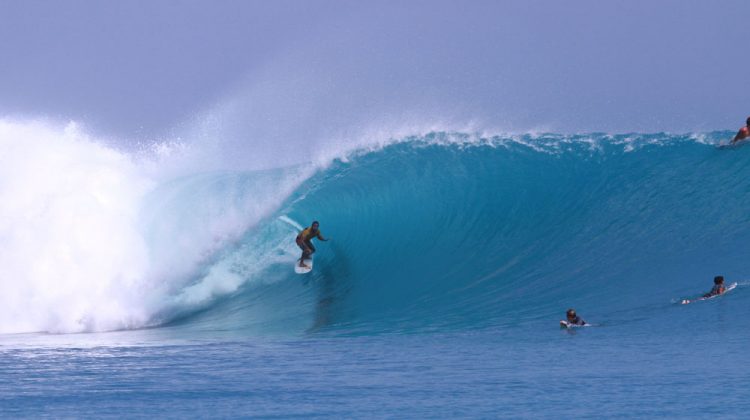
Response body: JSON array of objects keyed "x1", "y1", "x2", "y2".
[{"x1": 1, "y1": 0, "x2": 748, "y2": 143}]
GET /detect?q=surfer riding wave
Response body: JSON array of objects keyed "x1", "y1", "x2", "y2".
[{"x1": 296, "y1": 221, "x2": 328, "y2": 268}]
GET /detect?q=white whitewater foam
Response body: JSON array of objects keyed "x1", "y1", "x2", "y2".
[
  {"x1": 0, "y1": 120, "x2": 154, "y2": 333},
  {"x1": 0, "y1": 119, "x2": 310, "y2": 334}
]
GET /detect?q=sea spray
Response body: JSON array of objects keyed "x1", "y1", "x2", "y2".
[{"x1": 0, "y1": 120, "x2": 311, "y2": 333}]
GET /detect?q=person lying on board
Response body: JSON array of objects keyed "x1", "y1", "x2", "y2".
[
  {"x1": 702, "y1": 275, "x2": 726, "y2": 298},
  {"x1": 296, "y1": 220, "x2": 328, "y2": 268},
  {"x1": 565, "y1": 309, "x2": 587, "y2": 326},
  {"x1": 731, "y1": 117, "x2": 750, "y2": 144}
]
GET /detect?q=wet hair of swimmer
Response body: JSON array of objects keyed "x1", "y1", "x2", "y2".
[
  {"x1": 714, "y1": 275, "x2": 724, "y2": 285},
  {"x1": 312, "y1": 221, "x2": 319, "y2": 228},
  {"x1": 746, "y1": 116, "x2": 750, "y2": 126},
  {"x1": 566, "y1": 309, "x2": 577, "y2": 317}
]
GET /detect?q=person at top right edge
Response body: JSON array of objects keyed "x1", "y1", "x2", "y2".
[{"x1": 730, "y1": 116, "x2": 750, "y2": 144}]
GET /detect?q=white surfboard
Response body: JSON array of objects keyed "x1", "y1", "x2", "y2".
[
  {"x1": 560, "y1": 320, "x2": 589, "y2": 329},
  {"x1": 294, "y1": 258, "x2": 313, "y2": 274},
  {"x1": 680, "y1": 282, "x2": 737, "y2": 305}
]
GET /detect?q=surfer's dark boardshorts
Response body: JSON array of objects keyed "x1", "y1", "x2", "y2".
[{"x1": 297, "y1": 239, "x2": 315, "y2": 254}]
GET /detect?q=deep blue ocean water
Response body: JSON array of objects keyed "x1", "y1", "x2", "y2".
[{"x1": 2, "y1": 130, "x2": 750, "y2": 417}]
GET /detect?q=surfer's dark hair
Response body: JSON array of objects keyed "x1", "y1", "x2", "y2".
[
  {"x1": 566, "y1": 309, "x2": 576, "y2": 316},
  {"x1": 746, "y1": 116, "x2": 750, "y2": 125},
  {"x1": 312, "y1": 221, "x2": 319, "y2": 226},
  {"x1": 714, "y1": 276, "x2": 724, "y2": 284}
]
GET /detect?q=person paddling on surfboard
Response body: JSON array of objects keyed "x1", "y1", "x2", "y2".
[
  {"x1": 703, "y1": 275, "x2": 726, "y2": 298},
  {"x1": 680, "y1": 275, "x2": 734, "y2": 304},
  {"x1": 296, "y1": 221, "x2": 328, "y2": 268},
  {"x1": 564, "y1": 309, "x2": 587, "y2": 326},
  {"x1": 730, "y1": 116, "x2": 750, "y2": 144}
]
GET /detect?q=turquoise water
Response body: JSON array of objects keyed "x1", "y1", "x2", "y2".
[{"x1": 2, "y1": 131, "x2": 750, "y2": 417}]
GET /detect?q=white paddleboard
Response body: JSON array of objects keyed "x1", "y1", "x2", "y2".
[
  {"x1": 295, "y1": 258, "x2": 313, "y2": 274},
  {"x1": 680, "y1": 282, "x2": 737, "y2": 305}
]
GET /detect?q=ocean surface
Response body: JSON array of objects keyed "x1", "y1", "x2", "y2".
[{"x1": 2, "y1": 123, "x2": 750, "y2": 417}]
